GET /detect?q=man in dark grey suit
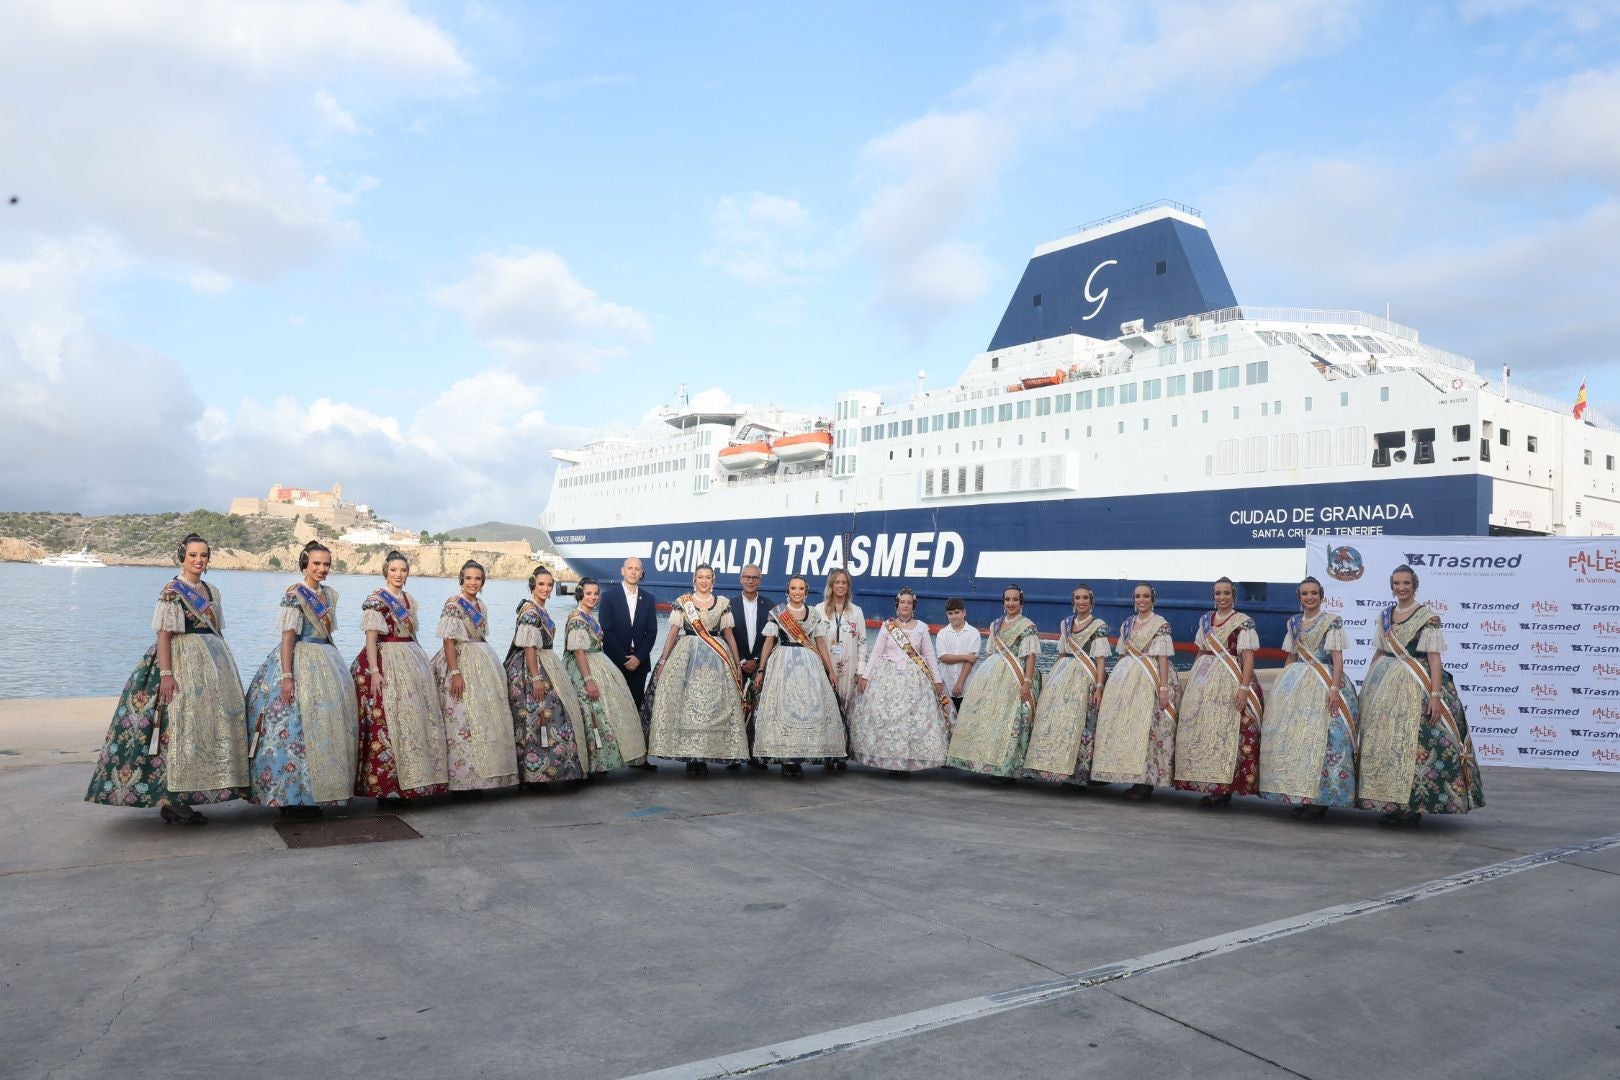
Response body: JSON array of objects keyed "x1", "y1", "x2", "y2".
[{"x1": 732, "y1": 564, "x2": 773, "y2": 770}]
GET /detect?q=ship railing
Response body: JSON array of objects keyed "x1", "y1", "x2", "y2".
[
  {"x1": 1410, "y1": 341, "x2": 1478, "y2": 374},
  {"x1": 1483, "y1": 380, "x2": 1620, "y2": 433},
  {"x1": 1161, "y1": 305, "x2": 1421, "y2": 343},
  {"x1": 1044, "y1": 199, "x2": 1202, "y2": 244}
]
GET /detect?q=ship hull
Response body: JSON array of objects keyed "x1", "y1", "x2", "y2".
[{"x1": 552, "y1": 474, "x2": 1487, "y2": 647}]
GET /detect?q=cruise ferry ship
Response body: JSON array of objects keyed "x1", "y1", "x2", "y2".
[{"x1": 541, "y1": 202, "x2": 1620, "y2": 643}]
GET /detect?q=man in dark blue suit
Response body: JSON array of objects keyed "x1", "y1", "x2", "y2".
[
  {"x1": 599, "y1": 556, "x2": 659, "y2": 770},
  {"x1": 732, "y1": 564, "x2": 773, "y2": 770}
]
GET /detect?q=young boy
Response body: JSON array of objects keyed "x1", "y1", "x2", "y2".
[{"x1": 933, "y1": 598, "x2": 980, "y2": 712}]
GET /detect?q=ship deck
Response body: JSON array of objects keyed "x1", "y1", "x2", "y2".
[{"x1": 5, "y1": 697, "x2": 1616, "y2": 1080}]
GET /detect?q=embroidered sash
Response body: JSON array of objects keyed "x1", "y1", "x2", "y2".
[
  {"x1": 886, "y1": 619, "x2": 952, "y2": 714},
  {"x1": 291, "y1": 583, "x2": 334, "y2": 639},
  {"x1": 375, "y1": 589, "x2": 413, "y2": 636},
  {"x1": 988, "y1": 617, "x2": 1030, "y2": 685},
  {"x1": 1063, "y1": 616, "x2": 1106, "y2": 686},
  {"x1": 772, "y1": 603, "x2": 818, "y2": 648},
  {"x1": 455, "y1": 595, "x2": 485, "y2": 631},
  {"x1": 571, "y1": 609, "x2": 603, "y2": 647},
  {"x1": 1292, "y1": 614, "x2": 1357, "y2": 747},
  {"x1": 682, "y1": 595, "x2": 743, "y2": 692},
  {"x1": 167, "y1": 577, "x2": 219, "y2": 632},
  {"x1": 1121, "y1": 616, "x2": 1177, "y2": 722},
  {"x1": 1379, "y1": 606, "x2": 1466, "y2": 753},
  {"x1": 1201, "y1": 612, "x2": 1262, "y2": 719}
]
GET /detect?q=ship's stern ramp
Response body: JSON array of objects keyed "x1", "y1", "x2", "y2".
[{"x1": 988, "y1": 201, "x2": 1237, "y2": 351}]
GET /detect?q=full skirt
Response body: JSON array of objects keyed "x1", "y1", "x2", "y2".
[
  {"x1": 1258, "y1": 663, "x2": 1359, "y2": 807},
  {"x1": 567, "y1": 651, "x2": 647, "y2": 771},
  {"x1": 849, "y1": 662, "x2": 950, "y2": 771},
  {"x1": 352, "y1": 641, "x2": 450, "y2": 799},
  {"x1": 433, "y1": 641, "x2": 519, "y2": 790},
  {"x1": 1172, "y1": 655, "x2": 1263, "y2": 796},
  {"x1": 247, "y1": 640, "x2": 359, "y2": 806},
  {"x1": 945, "y1": 659, "x2": 1035, "y2": 778},
  {"x1": 647, "y1": 636, "x2": 748, "y2": 762},
  {"x1": 507, "y1": 650, "x2": 589, "y2": 784},
  {"x1": 1356, "y1": 657, "x2": 1484, "y2": 814},
  {"x1": 754, "y1": 648, "x2": 845, "y2": 761},
  {"x1": 1090, "y1": 661, "x2": 1177, "y2": 785},
  {"x1": 1020, "y1": 656, "x2": 1100, "y2": 783},
  {"x1": 86, "y1": 636, "x2": 250, "y2": 807}
]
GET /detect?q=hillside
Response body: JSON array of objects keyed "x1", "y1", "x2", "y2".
[
  {"x1": 444, "y1": 521, "x2": 556, "y2": 552},
  {"x1": 0, "y1": 510, "x2": 297, "y2": 559}
]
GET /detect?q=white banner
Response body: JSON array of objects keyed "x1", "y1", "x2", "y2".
[{"x1": 1305, "y1": 534, "x2": 1620, "y2": 773}]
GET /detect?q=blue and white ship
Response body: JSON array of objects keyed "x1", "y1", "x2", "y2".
[{"x1": 542, "y1": 201, "x2": 1620, "y2": 645}]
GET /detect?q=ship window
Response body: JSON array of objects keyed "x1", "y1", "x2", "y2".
[
  {"x1": 1032, "y1": 294, "x2": 1042, "y2": 307},
  {"x1": 958, "y1": 466, "x2": 968, "y2": 491},
  {"x1": 1261, "y1": 402, "x2": 1269, "y2": 417},
  {"x1": 917, "y1": 417, "x2": 928, "y2": 434},
  {"x1": 1016, "y1": 400, "x2": 1031, "y2": 419},
  {"x1": 1183, "y1": 340, "x2": 1202, "y2": 363},
  {"x1": 1142, "y1": 418, "x2": 1150, "y2": 430},
  {"x1": 902, "y1": 420, "x2": 913, "y2": 435},
  {"x1": 1499, "y1": 427, "x2": 1510, "y2": 446},
  {"x1": 1608, "y1": 455, "x2": 1615, "y2": 470},
  {"x1": 1143, "y1": 378, "x2": 1162, "y2": 400},
  {"x1": 1340, "y1": 392, "x2": 1349, "y2": 406},
  {"x1": 1232, "y1": 406, "x2": 1241, "y2": 419},
  {"x1": 1202, "y1": 410, "x2": 1209, "y2": 423},
  {"x1": 934, "y1": 414, "x2": 945, "y2": 430},
  {"x1": 974, "y1": 465, "x2": 985, "y2": 492},
  {"x1": 1276, "y1": 433, "x2": 1300, "y2": 469},
  {"x1": 1159, "y1": 344, "x2": 1176, "y2": 365},
  {"x1": 1274, "y1": 400, "x2": 1282, "y2": 414},
  {"x1": 1193, "y1": 370, "x2": 1213, "y2": 393},
  {"x1": 1453, "y1": 424, "x2": 1473, "y2": 444},
  {"x1": 1167, "y1": 374, "x2": 1187, "y2": 396},
  {"x1": 1119, "y1": 383, "x2": 1138, "y2": 404},
  {"x1": 1380, "y1": 387, "x2": 1390, "y2": 402},
  {"x1": 949, "y1": 411, "x2": 961, "y2": 429},
  {"x1": 999, "y1": 403, "x2": 1014, "y2": 422},
  {"x1": 1036, "y1": 397, "x2": 1052, "y2": 416},
  {"x1": 1097, "y1": 387, "x2": 1115, "y2": 407},
  {"x1": 963, "y1": 410, "x2": 977, "y2": 428},
  {"x1": 1305, "y1": 429, "x2": 1332, "y2": 468},
  {"x1": 1219, "y1": 365, "x2": 1240, "y2": 389},
  {"x1": 1245, "y1": 361, "x2": 1269, "y2": 385},
  {"x1": 1583, "y1": 449, "x2": 1592, "y2": 465},
  {"x1": 924, "y1": 471, "x2": 934, "y2": 497},
  {"x1": 981, "y1": 406, "x2": 994, "y2": 424},
  {"x1": 1075, "y1": 390, "x2": 1093, "y2": 410},
  {"x1": 1209, "y1": 335, "x2": 1229, "y2": 357},
  {"x1": 991, "y1": 357, "x2": 1000, "y2": 370},
  {"x1": 1116, "y1": 421, "x2": 1124, "y2": 433},
  {"x1": 1086, "y1": 425, "x2": 1093, "y2": 437},
  {"x1": 1018, "y1": 434, "x2": 1025, "y2": 446},
  {"x1": 1155, "y1": 260, "x2": 1167, "y2": 275},
  {"x1": 1055, "y1": 395, "x2": 1071, "y2": 413},
  {"x1": 1172, "y1": 414, "x2": 1179, "y2": 427},
  {"x1": 1527, "y1": 435, "x2": 1538, "y2": 452}
]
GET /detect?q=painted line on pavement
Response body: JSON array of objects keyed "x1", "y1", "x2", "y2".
[{"x1": 621, "y1": 832, "x2": 1620, "y2": 1079}]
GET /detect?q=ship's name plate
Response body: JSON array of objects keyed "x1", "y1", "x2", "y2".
[{"x1": 654, "y1": 531, "x2": 967, "y2": 580}]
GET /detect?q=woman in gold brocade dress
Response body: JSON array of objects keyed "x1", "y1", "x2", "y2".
[{"x1": 1090, "y1": 583, "x2": 1179, "y2": 800}]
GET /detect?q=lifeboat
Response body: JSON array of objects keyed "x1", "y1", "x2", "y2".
[
  {"x1": 770, "y1": 430, "x2": 833, "y2": 464},
  {"x1": 718, "y1": 441, "x2": 775, "y2": 471},
  {"x1": 1018, "y1": 367, "x2": 1070, "y2": 391}
]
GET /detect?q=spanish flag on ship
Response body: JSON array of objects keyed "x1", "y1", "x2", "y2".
[{"x1": 1574, "y1": 380, "x2": 1588, "y2": 420}]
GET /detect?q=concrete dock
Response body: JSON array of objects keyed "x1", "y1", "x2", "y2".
[{"x1": 2, "y1": 697, "x2": 1617, "y2": 1080}]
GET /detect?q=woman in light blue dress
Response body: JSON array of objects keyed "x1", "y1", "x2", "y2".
[
  {"x1": 246, "y1": 541, "x2": 360, "y2": 815},
  {"x1": 752, "y1": 575, "x2": 846, "y2": 777},
  {"x1": 1258, "y1": 577, "x2": 1359, "y2": 819}
]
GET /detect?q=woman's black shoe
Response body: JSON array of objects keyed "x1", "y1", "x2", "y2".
[{"x1": 160, "y1": 804, "x2": 207, "y2": 826}]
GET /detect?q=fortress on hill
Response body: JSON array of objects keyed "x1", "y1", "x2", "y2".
[{"x1": 228, "y1": 483, "x2": 374, "y2": 530}]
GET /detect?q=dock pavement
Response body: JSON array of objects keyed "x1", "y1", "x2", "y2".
[{"x1": 2, "y1": 694, "x2": 1617, "y2": 1080}]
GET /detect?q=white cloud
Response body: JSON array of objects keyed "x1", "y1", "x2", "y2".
[
  {"x1": 704, "y1": 193, "x2": 832, "y2": 286},
  {"x1": 1470, "y1": 67, "x2": 1620, "y2": 189},
  {"x1": 850, "y1": 0, "x2": 1359, "y2": 334},
  {"x1": 434, "y1": 250, "x2": 652, "y2": 373},
  {"x1": 0, "y1": 0, "x2": 472, "y2": 283}
]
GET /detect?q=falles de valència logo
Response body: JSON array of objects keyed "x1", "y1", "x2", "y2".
[{"x1": 1326, "y1": 545, "x2": 1364, "y2": 583}]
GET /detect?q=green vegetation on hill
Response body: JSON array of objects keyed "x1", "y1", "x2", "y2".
[
  {"x1": 443, "y1": 521, "x2": 556, "y2": 552},
  {"x1": 0, "y1": 510, "x2": 297, "y2": 557}
]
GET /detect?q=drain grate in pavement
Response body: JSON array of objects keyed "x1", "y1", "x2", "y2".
[{"x1": 274, "y1": 814, "x2": 422, "y2": 849}]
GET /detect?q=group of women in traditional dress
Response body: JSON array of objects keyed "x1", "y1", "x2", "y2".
[{"x1": 86, "y1": 538, "x2": 1483, "y2": 830}]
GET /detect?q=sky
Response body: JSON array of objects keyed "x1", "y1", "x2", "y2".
[{"x1": 3, "y1": 0, "x2": 1619, "y2": 531}]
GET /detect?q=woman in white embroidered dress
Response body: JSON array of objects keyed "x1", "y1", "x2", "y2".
[
  {"x1": 1172, "y1": 576, "x2": 1264, "y2": 809},
  {"x1": 432, "y1": 560, "x2": 519, "y2": 795},
  {"x1": 352, "y1": 551, "x2": 450, "y2": 803},
  {"x1": 821, "y1": 568, "x2": 865, "y2": 769},
  {"x1": 245, "y1": 540, "x2": 359, "y2": 816},
  {"x1": 1090, "y1": 583, "x2": 1179, "y2": 800},
  {"x1": 86, "y1": 534, "x2": 250, "y2": 824},
  {"x1": 945, "y1": 585, "x2": 1041, "y2": 780},
  {"x1": 850, "y1": 587, "x2": 950, "y2": 775},
  {"x1": 754, "y1": 575, "x2": 846, "y2": 777},
  {"x1": 1258, "y1": 577, "x2": 1360, "y2": 818},
  {"x1": 650, "y1": 564, "x2": 748, "y2": 777},
  {"x1": 1022, "y1": 584, "x2": 1112, "y2": 785}
]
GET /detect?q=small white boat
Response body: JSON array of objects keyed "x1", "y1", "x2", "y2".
[{"x1": 35, "y1": 547, "x2": 107, "y2": 568}]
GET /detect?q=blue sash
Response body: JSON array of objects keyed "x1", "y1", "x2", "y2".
[
  {"x1": 376, "y1": 589, "x2": 412, "y2": 632},
  {"x1": 293, "y1": 583, "x2": 333, "y2": 641},
  {"x1": 167, "y1": 577, "x2": 218, "y2": 631},
  {"x1": 455, "y1": 595, "x2": 485, "y2": 628}
]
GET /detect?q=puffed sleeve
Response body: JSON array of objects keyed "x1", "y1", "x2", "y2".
[
  {"x1": 1017, "y1": 622, "x2": 1041, "y2": 658},
  {"x1": 437, "y1": 601, "x2": 469, "y2": 641},
  {"x1": 1324, "y1": 619, "x2": 1348, "y2": 654},
  {"x1": 1417, "y1": 619, "x2": 1446, "y2": 655},
  {"x1": 278, "y1": 590, "x2": 304, "y2": 634},
  {"x1": 668, "y1": 605, "x2": 686, "y2": 630},
  {"x1": 1236, "y1": 621, "x2": 1259, "y2": 653},
  {"x1": 1146, "y1": 623, "x2": 1175, "y2": 658},
  {"x1": 564, "y1": 620, "x2": 593, "y2": 652},
  {"x1": 762, "y1": 614, "x2": 780, "y2": 639},
  {"x1": 1089, "y1": 624, "x2": 1113, "y2": 658},
  {"x1": 360, "y1": 594, "x2": 390, "y2": 634},
  {"x1": 716, "y1": 597, "x2": 735, "y2": 631},
  {"x1": 151, "y1": 591, "x2": 186, "y2": 634},
  {"x1": 1280, "y1": 624, "x2": 1295, "y2": 654},
  {"x1": 513, "y1": 623, "x2": 544, "y2": 648}
]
